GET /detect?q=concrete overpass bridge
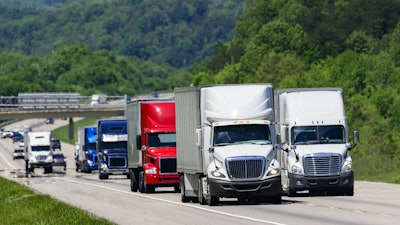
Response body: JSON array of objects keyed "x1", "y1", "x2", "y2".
[
  {"x1": 0, "y1": 93, "x2": 128, "y2": 139},
  {"x1": 0, "y1": 92, "x2": 174, "y2": 138}
]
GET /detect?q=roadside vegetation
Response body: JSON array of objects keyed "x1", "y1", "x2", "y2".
[{"x1": 0, "y1": 177, "x2": 115, "y2": 225}]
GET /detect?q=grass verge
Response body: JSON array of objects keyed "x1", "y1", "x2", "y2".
[
  {"x1": 0, "y1": 177, "x2": 115, "y2": 225},
  {"x1": 51, "y1": 118, "x2": 97, "y2": 145}
]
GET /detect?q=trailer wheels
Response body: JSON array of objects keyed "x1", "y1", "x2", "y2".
[{"x1": 180, "y1": 175, "x2": 190, "y2": 203}]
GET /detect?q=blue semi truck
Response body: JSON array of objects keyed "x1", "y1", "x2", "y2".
[
  {"x1": 97, "y1": 119, "x2": 129, "y2": 180},
  {"x1": 75, "y1": 126, "x2": 99, "y2": 173}
]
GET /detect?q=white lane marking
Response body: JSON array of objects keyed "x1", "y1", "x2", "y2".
[
  {"x1": 0, "y1": 147, "x2": 17, "y2": 170},
  {"x1": 55, "y1": 177, "x2": 288, "y2": 225}
]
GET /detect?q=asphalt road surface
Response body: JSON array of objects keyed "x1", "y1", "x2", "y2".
[{"x1": 0, "y1": 119, "x2": 399, "y2": 225}]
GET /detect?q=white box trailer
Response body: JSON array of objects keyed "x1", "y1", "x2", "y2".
[
  {"x1": 275, "y1": 88, "x2": 358, "y2": 196},
  {"x1": 175, "y1": 84, "x2": 281, "y2": 206},
  {"x1": 24, "y1": 131, "x2": 53, "y2": 175}
]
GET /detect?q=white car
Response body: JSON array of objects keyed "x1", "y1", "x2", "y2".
[{"x1": 1, "y1": 130, "x2": 13, "y2": 139}]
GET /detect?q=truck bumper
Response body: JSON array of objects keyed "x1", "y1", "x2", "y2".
[
  {"x1": 86, "y1": 164, "x2": 99, "y2": 171},
  {"x1": 100, "y1": 168, "x2": 129, "y2": 175},
  {"x1": 289, "y1": 172, "x2": 354, "y2": 191},
  {"x1": 146, "y1": 173, "x2": 180, "y2": 186},
  {"x1": 208, "y1": 175, "x2": 281, "y2": 198},
  {"x1": 31, "y1": 162, "x2": 52, "y2": 168}
]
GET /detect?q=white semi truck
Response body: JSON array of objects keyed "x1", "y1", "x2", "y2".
[
  {"x1": 24, "y1": 131, "x2": 53, "y2": 175},
  {"x1": 175, "y1": 84, "x2": 281, "y2": 206},
  {"x1": 275, "y1": 88, "x2": 358, "y2": 196}
]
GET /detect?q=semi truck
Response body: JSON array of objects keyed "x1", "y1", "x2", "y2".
[
  {"x1": 275, "y1": 88, "x2": 359, "y2": 196},
  {"x1": 97, "y1": 119, "x2": 129, "y2": 180},
  {"x1": 76, "y1": 126, "x2": 99, "y2": 173},
  {"x1": 24, "y1": 131, "x2": 53, "y2": 175},
  {"x1": 175, "y1": 84, "x2": 281, "y2": 206},
  {"x1": 127, "y1": 99, "x2": 180, "y2": 193}
]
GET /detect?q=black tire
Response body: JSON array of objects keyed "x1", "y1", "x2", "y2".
[
  {"x1": 130, "y1": 170, "x2": 138, "y2": 192},
  {"x1": 44, "y1": 166, "x2": 53, "y2": 174},
  {"x1": 173, "y1": 184, "x2": 180, "y2": 193},
  {"x1": 287, "y1": 185, "x2": 297, "y2": 197},
  {"x1": 198, "y1": 177, "x2": 206, "y2": 205},
  {"x1": 180, "y1": 175, "x2": 190, "y2": 203},
  {"x1": 270, "y1": 193, "x2": 282, "y2": 204},
  {"x1": 99, "y1": 173, "x2": 108, "y2": 180},
  {"x1": 206, "y1": 181, "x2": 218, "y2": 206},
  {"x1": 345, "y1": 186, "x2": 354, "y2": 196},
  {"x1": 207, "y1": 195, "x2": 219, "y2": 206},
  {"x1": 139, "y1": 171, "x2": 145, "y2": 193}
]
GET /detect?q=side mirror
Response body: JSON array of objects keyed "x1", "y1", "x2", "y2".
[
  {"x1": 136, "y1": 135, "x2": 142, "y2": 150},
  {"x1": 353, "y1": 130, "x2": 359, "y2": 145},
  {"x1": 141, "y1": 145, "x2": 147, "y2": 151},
  {"x1": 276, "y1": 134, "x2": 281, "y2": 144}
]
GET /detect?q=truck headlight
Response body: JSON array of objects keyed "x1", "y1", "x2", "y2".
[
  {"x1": 342, "y1": 163, "x2": 352, "y2": 173},
  {"x1": 267, "y1": 168, "x2": 280, "y2": 176},
  {"x1": 87, "y1": 160, "x2": 93, "y2": 166},
  {"x1": 145, "y1": 168, "x2": 157, "y2": 174},
  {"x1": 291, "y1": 165, "x2": 303, "y2": 175},
  {"x1": 100, "y1": 164, "x2": 107, "y2": 170},
  {"x1": 211, "y1": 170, "x2": 226, "y2": 178}
]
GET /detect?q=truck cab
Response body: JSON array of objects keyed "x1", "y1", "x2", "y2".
[
  {"x1": 97, "y1": 119, "x2": 129, "y2": 180},
  {"x1": 276, "y1": 88, "x2": 358, "y2": 196},
  {"x1": 127, "y1": 100, "x2": 180, "y2": 193},
  {"x1": 76, "y1": 126, "x2": 99, "y2": 173},
  {"x1": 24, "y1": 131, "x2": 53, "y2": 175}
]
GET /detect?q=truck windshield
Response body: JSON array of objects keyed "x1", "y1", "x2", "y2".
[
  {"x1": 148, "y1": 133, "x2": 176, "y2": 147},
  {"x1": 214, "y1": 124, "x2": 271, "y2": 146},
  {"x1": 31, "y1": 146, "x2": 51, "y2": 151},
  {"x1": 291, "y1": 125, "x2": 345, "y2": 145}
]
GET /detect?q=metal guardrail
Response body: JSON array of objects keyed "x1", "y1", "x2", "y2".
[{"x1": 0, "y1": 94, "x2": 127, "y2": 111}]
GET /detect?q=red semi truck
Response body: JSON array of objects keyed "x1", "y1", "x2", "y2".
[{"x1": 127, "y1": 99, "x2": 180, "y2": 193}]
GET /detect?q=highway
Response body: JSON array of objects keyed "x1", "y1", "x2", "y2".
[{"x1": 0, "y1": 119, "x2": 399, "y2": 225}]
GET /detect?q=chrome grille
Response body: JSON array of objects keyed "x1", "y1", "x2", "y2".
[
  {"x1": 226, "y1": 156, "x2": 265, "y2": 180},
  {"x1": 36, "y1": 155, "x2": 47, "y2": 161},
  {"x1": 160, "y1": 157, "x2": 177, "y2": 174},
  {"x1": 303, "y1": 153, "x2": 341, "y2": 176},
  {"x1": 109, "y1": 157, "x2": 126, "y2": 167}
]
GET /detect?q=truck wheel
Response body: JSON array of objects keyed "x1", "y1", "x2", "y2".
[
  {"x1": 44, "y1": 167, "x2": 52, "y2": 174},
  {"x1": 345, "y1": 186, "x2": 354, "y2": 196},
  {"x1": 198, "y1": 177, "x2": 206, "y2": 205},
  {"x1": 287, "y1": 186, "x2": 297, "y2": 197},
  {"x1": 207, "y1": 182, "x2": 218, "y2": 206},
  {"x1": 207, "y1": 195, "x2": 218, "y2": 206},
  {"x1": 139, "y1": 171, "x2": 145, "y2": 193},
  {"x1": 130, "y1": 170, "x2": 138, "y2": 192},
  {"x1": 25, "y1": 161, "x2": 29, "y2": 177},
  {"x1": 173, "y1": 184, "x2": 180, "y2": 193},
  {"x1": 99, "y1": 173, "x2": 108, "y2": 180},
  {"x1": 270, "y1": 193, "x2": 282, "y2": 204},
  {"x1": 180, "y1": 175, "x2": 190, "y2": 203}
]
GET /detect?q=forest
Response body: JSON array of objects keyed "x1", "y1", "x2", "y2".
[{"x1": 1, "y1": 0, "x2": 400, "y2": 183}]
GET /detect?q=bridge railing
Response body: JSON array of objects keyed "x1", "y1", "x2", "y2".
[
  {"x1": 0, "y1": 93, "x2": 127, "y2": 111},
  {"x1": 18, "y1": 92, "x2": 82, "y2": 109}
]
